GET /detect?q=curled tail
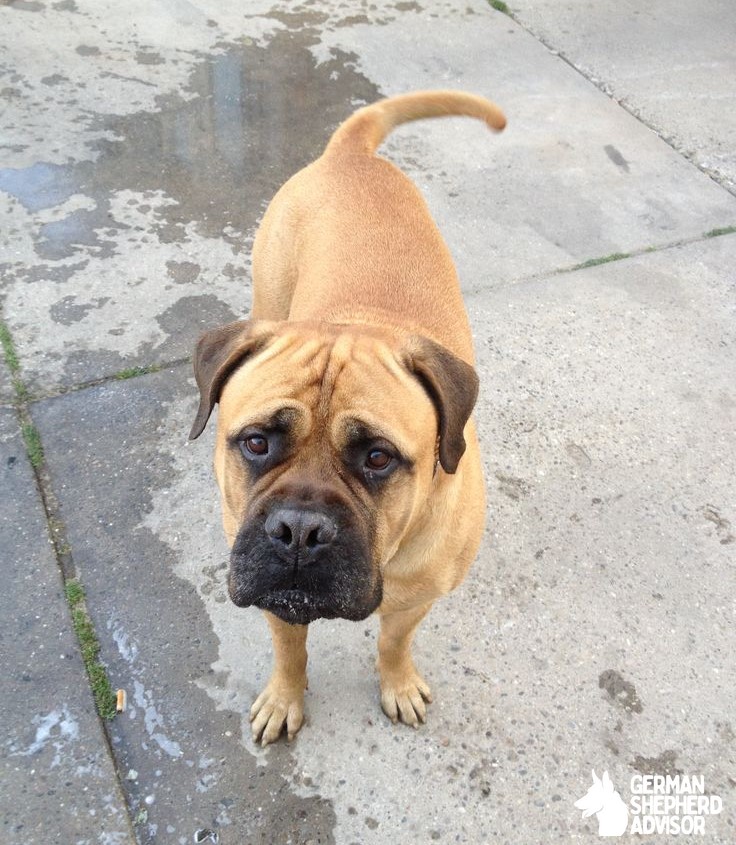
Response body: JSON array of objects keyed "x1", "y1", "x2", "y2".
[{"x1": 324, "y1": 90, "x2": 506, "y2": 157}]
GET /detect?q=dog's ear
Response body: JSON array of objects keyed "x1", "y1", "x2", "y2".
[
  {"x1": 405, "y1": 336, "x2": 479, "y2": 474},
  {"x1": 189, "y1": 320, "x2": 272, "y2": 440}
]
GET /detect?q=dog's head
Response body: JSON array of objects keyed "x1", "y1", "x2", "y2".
[{"x1": 189, "y1": 319, "x2": 478, "y2": 625}]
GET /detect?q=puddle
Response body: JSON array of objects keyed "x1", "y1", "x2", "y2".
[
  {"x1": 0, "y1": 25, "x2": 381, "y2": 261},
  {"x1": 0, "y1": 14, "x2": 381, "y2": 390}
]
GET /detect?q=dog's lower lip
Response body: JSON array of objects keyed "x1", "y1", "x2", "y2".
[
  {"x1": 255, "y1": 588, "x2": 333, "y2": 624},
  {"x1": 265, "y1": 588, "x2": 313, "y2": 603}
]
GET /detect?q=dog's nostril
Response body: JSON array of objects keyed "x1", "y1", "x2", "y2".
[
  {"x1": 265, "y1": 512, "x2": 294, "y2": 547},
  {"x1": 305, "y1": 527, "x2": 321, "y2": 549}
]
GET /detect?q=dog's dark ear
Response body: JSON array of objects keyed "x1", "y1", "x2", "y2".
[
  {"x1": 406, "y1": 336, "x2": 479, "y2": 474},
  {"x1": 189, "y1": 320, "x2": 271, "y2": 440}
]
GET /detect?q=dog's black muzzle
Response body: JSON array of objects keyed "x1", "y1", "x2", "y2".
[{"x1": 228, "y1": 499, "x2": 382, "y2": 625}]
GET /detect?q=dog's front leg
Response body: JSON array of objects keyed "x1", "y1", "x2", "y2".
[
  {"x1": 377, "y1": 601, "x2": 434, "y2": 727},
  {"x1": 250, "y1": 611, "x2": 308, "y2": 746}
]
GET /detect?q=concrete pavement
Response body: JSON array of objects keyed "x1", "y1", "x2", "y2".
[{"x1": 1, "y1": 1, "x2": 734, "y2": 843}]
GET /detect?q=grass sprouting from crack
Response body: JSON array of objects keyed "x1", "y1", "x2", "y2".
[
  {"x1": 21, "y1": 422, "x2": 44, "y2": 468},
  {"x1": 704, "y1": 225, "x2": 736, "y2": 238},
  {"x1": 488, "y1": 0, "x2": 510, "y2": 13},
  {"x1": 0, "y1": 321, "x2": 19, "y2": 371},
  {"x1": 66, "y1": 579, "x2": 117, "y2": 720},
  {"x1": 0, "y1": 320, "x2": 29, "y2": 403},
  {"x1": 571, "y1": 252, "x2": 630, "y2": 271},
  {"x1": 114, "y1": 364, "x2": 161, "y2": 380}
]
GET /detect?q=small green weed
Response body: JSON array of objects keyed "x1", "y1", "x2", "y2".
[
  {"x1": 0, "y1": 322, "x2": 20, "y2": 373},
  {"x1": 0, "y1": 321, "x2": 29, "y2": 402},
  {"x1": 65, "y1": 579, "x2": 85, "y2": 606},
  {"x1": 21, "y1": 422, "x2": 44, "y2": 468},
  {"x1": 115, "y1": 364, "x2": 160, "y2": 380},
  {"x1": 704, "y1": 225, "x2": 736, "y2": 238},
  {"x1": 67, "y1": 580, "x2": 117, "y2": 719},
  {"x1": 572, "y1": 252, "x2": 629, "y2": 271}
]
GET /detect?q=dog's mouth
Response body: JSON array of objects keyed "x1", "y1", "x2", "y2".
[
  {"x1": 253, "y1": 588, "x2": 338, "y2": 625},
  {"x1": 227, "y1": 502, "x2": 383, "y2": 624}
]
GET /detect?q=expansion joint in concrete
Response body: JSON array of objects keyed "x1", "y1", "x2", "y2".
[{"x1": 488, "y1": 4, "x2": 736, "y2": 198}]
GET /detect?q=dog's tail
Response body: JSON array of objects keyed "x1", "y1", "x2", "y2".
[{"x1": 324, "y1": 90, "x2": 506, "y2": 157}]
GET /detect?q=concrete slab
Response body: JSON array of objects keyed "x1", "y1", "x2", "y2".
[
  {"x1": 2, "y1": 0, "x2": 736, "y2": 395},
  {"x1": 510, "y1": 0, "x2": 736, "y2": 193},
  {"x1": 0, "y1": 408, "x2": 132, "y2": 845},
  {"x1": 34, "y1": 236, "x2": 735, "y2": 843}
]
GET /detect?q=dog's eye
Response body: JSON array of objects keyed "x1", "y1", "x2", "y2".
[
  {"x1": 242, "y1": 435, "x2": 268, "y2": 456},
  {"x1": 365, "y1": 449, "x2": 391, "y2": 471}
]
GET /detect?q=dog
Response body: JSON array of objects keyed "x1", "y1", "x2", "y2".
[{"x1": 189, "y1": 90, "x2": 506, "y2": 746}]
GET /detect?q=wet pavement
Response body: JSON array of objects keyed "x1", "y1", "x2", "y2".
[{"x1": 1, "y1": 1, "x2": 734, "y2": 844}]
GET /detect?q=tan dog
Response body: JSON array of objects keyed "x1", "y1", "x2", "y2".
[{"x1": 190, "y1": 91, "x2": 506, "y2": 746}]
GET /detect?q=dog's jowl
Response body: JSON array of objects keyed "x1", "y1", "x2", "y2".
[{"x1": 190, "y1": 90, "x2": 506, "y2": 745}]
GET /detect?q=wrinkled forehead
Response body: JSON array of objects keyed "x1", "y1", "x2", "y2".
[{"x1": 218, "y1": 328, "x2": 435, "y2": 451}]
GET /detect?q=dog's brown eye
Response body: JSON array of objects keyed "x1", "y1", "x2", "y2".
[
  {"x1": 244, "y1": 435, "x2": 268, "y2": 456},
  {"x1": 365, "y1": 449, "x2": 391, "y2": 470}
]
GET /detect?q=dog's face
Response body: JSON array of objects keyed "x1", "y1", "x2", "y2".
[{"x1": 190, "y1": 320, "x2": 478, "y2": 625}]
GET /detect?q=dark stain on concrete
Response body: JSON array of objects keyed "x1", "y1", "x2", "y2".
[
  {"x1": 52, "y1": 0, "x2": 78, "y2": 10},
  {"x1": 334, "y1": 13, "x2": 371, "y2": 27},
  {"x1": 5, "y1": 0, "x2": 45, "y2": 11},
  {"x1": 49, "y1": 294, "x2": 108, "y2": 324},
  {"x1": 57, "y1": 295, "x2": 238, "y2": 385},
  {"x1": 37, "y1": 206, "x2": 119, "y2": 260},
  {"x1": 135, "y1": 50, "x2": 165, "y2": 66},
  {"x1": 495, "y1": 471, "x2": 530, "y2": 500},
  {"x1": 166, "y1": 260, "x2": 201, "y2": 285},
  {"x1": 604, "y1": 144, "x2": 630, "y2": 173},
  {"x1": 75, "y1": 44, "x2": 101, "y2": 56},
  {"x1": 566, "y1": 441, "x2": 592, "y2": 468},
  {"x1": 32, "y1": 367, "x2": 337, "y2": 844},
  {"x1": 153, "y1": 294, "x2": 239, "y2": 357},
  {"x1": 0, "y1": 260, "x2": 89, "y2": 293},
  {"x1": 631, "y1": 749, "x2": 683, "y2": 777},
  {"x1": 40, "y1": 73, "x2": 69, "y2": 86},
  {"x1": 599, "y1": 669, "x2": 643, "y2": 714},
  {"x1": 702, "y1": 504, "x2": 734, "y2": 544}
]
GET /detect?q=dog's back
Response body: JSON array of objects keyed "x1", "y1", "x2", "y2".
[{"x1": 251, "y1": 91, "x2": 506, "y2": 363}]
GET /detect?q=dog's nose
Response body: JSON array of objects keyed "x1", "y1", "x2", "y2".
[{"x1": 264, "y1": 508, "x2": 337, "y2": 563}]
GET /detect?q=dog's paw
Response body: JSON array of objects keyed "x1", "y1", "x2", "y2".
[
  {"x1": 378, "y1": 667, "x2": 433, "y2": 728},
  {"x1": 249, "y1": 680, "x2": 305, "y2": 747}
]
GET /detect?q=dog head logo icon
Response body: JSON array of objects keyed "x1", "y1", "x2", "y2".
[{"x1": 575, "y1": 770, "x2": 629, "y2": 837}]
